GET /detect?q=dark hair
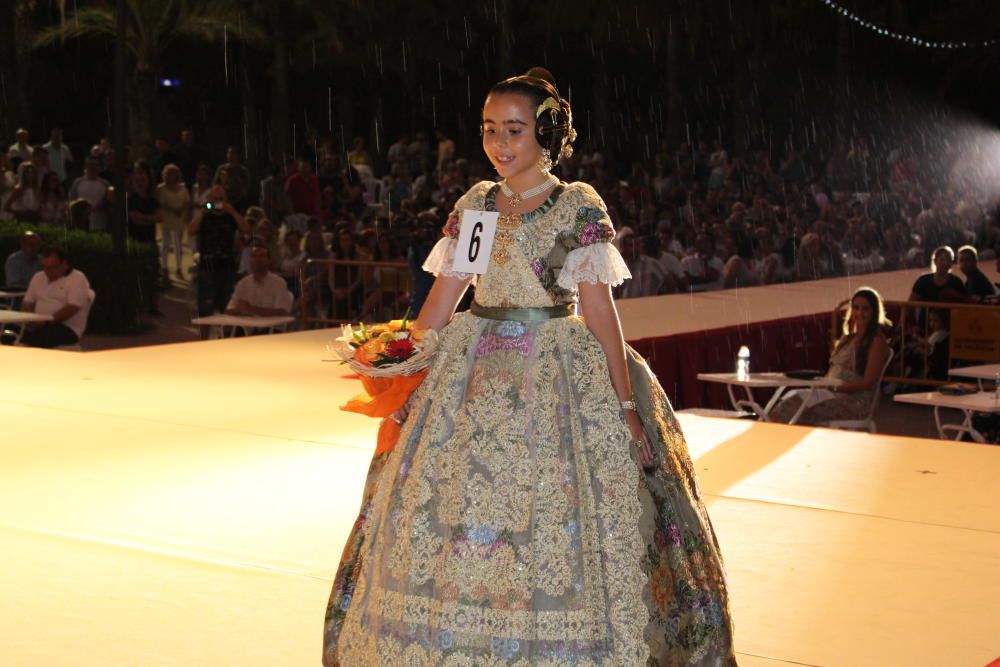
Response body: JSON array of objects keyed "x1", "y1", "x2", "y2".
[
  {"x1": 41, "y1": 246, "x2": 69, "y2": 264},
  {"x1": 487, "y1": 66, "x2": 574, "y2": 165},
  {"x1": 40, "y1": 171, "x2": 63, "y2": 198},
  {"x1": 930, "y1": 245, "x2": 954, "y2": 271},
  {"x1": 132, "y1": 160, "x2": 153, "y2": 193},
  {"x1": 956, "y1": 244, "x2": 977, "y2": 260}
]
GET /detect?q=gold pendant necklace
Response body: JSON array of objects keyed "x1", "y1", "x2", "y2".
[{"x1": 492, "y1": 212, "x2": 523, "y2": 265}]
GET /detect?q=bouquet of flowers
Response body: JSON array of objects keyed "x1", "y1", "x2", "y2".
[{"x1": 328, "y1": 315, "x2": 438, "y2": 455}]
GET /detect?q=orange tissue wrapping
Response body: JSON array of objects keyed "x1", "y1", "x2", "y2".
[{"x1": 339, "y1": 371, "x2": 427, "y2": 455}]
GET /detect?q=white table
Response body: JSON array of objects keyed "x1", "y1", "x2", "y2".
[
  {"x1": 0, "y1": 290, "x2": 25, "y2": 310},
  {"x1": 0, "y1": 311, "x2": 54, "y2": 345},
  {"x1": 697, "y1": 372, "x2": 842, "y2": 424},
  {"x1": 192, "y1": 314, "x2": 295, "y2": 339},
  {"x1": 894, "y1": 391, "x2": 1000, "y2": 443},
  {"x1": 949, "y1": 363, "x2": 1000, "y2": 391}
]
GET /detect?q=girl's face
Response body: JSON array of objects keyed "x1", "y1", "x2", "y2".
[
  {"x1": 481, "y1": 92, "x2": 544, "y2": 183},
  {"x1": 850, "y1": 296, "x2": 873, "y2": 331},
  {"x1": 928, "y1": 312, "x2": 943, "y2": 332}
]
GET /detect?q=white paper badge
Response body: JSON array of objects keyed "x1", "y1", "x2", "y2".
[{"x1": 451, "y1": 209, "x2": 500, "y2": 275}]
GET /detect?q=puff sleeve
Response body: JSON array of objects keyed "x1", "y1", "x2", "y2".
[
  {"x1": 421, "y1": 183, "x2": 491, "y2": 281},
  {"x1": 555, "y1": 187, "x2": 631, "y2": 290}
]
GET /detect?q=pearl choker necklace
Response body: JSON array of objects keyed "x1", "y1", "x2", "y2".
[{"x1": 500, "y1": 175, "x2": 558, "y2": 207}]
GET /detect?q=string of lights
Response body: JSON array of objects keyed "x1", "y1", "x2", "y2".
[{"x1": 819, "y1": 0, "x2": 999, "y2": 50}]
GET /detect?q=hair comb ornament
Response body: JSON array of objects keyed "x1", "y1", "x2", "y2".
[{"x1": 536, "y1": 97, "x2": 561, "y2": 119}]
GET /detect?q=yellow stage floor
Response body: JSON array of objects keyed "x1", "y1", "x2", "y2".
[{"x1": 1, "y1": 331, "x2": 997, "y2": 666}]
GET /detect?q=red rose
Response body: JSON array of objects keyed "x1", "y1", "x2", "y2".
[{"x1": 385, "y1": 337, "x2": 416, "y2": 360}]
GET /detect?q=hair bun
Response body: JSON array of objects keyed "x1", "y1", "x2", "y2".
[{"x1": 524, "y1": 66, "x2": 557, "y2": 88}]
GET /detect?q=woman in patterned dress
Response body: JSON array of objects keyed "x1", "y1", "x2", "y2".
[
  {"x1": 771, "y1": 287, "x2": 891, "y2": 425},
  {"x1": 323, "y1": 68, "x2": 736, "y2": 666}
]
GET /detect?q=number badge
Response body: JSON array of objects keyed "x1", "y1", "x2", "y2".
[{"x1": 451, "y1": 210, "x2": 500, "y2": 275}]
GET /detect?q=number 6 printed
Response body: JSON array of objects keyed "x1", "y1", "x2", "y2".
[
  {"x1": 468, "y1": 221, "x2": 483, "y2": 262},
  {"x1": 451, "y1": 210, "x2": 499, "y2": 275}
]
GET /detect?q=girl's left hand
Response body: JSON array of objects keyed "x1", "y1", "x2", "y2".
[{"x1": 625, "y1": 409, "x2": 655, "y2": 468}]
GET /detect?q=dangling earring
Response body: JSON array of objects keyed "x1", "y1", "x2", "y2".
[{"x1": 538, "y1": 149, "x2": 553, "y2": 174}]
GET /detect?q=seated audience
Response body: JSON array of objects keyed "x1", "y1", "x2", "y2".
[
  {"x1": 683, "y1": 232, "x2": 725, "y2": 290},
  {"x1": 956, "y1": 245, "x2": 997, "y2": 301},
  {"x1": 620, "y1": 234, "x2": 663, "y2": 298},
  {"x1": 909, "y1": 245, "x2": 965, "y2": 303},
  {"x1": 328, "y1": 227, "x2": 365, "y2": 319},
  {"x1": 795, "y1": 232, "x2": 843, "y2": 281},
  {"x1": 226, "y1": 243, "x2": 293, "y2": 317},
  {"x1": 19, "y1": 246, "x2": 92, "y2": 348},
  {"x1": 770, "y1": 287, "x2": 891, "y2": 425},
  {"x1": 907, "y1": 308, "x2": 950, "y2": 380},
  {"x1": 3, "y1": 230, "x2": 42, "y2": 289},
  {"x1": 277, "y1": 229, "x2": 306, "y2": 296}
]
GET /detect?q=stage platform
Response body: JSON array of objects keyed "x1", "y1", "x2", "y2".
[{"x1": 1, "y1": 330, "x2": 997, "y2": 666}]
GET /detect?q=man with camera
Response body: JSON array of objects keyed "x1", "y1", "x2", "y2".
[{"x1": 188, "y1": 185, "x2": 250, "y2": 337}]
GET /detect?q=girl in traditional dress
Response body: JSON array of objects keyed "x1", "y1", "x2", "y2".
[{"x1": 324, "y1": 68, "x2": 736, "y2": 666}]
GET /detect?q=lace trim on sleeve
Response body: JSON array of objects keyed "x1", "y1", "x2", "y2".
[
  {"x1": 556, "y1": 242, "x2": 632, "y2": 289},
  {"x1": 421, "y1": 237, "x2": 475, "y2": 281}
]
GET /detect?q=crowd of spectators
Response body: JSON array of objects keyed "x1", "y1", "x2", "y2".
[{"x1": 3, "y1": 121, "x2": 999, "y2": 324}]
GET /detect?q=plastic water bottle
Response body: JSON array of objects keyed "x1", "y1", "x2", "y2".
[{"x1": 736, "y1": 345, "x2": 750, "y2": 381}]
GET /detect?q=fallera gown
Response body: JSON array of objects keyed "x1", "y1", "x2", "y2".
[{"x1": 323, "y1": 181, "x2": 737, "y2": 666}]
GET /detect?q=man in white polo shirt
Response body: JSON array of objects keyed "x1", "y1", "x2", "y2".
[
  {"x1": 20, "y1": 247, "x2": 92, "y2": 348},
  {"x1": 226, "y1": 243, "x2": 293, "y2": 317}
]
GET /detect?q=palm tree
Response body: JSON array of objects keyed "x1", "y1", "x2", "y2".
[
  {"x1": 32, "y1": 0, "x2": 266, "y2": 156},
  {"x1": 0, "y1": 1, "x2": 39, "y2": 139},
  {"x1": 239, "y1": 0, "x2": 350, "y2": 164}
]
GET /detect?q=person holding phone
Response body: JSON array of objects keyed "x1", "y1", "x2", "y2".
[
  {"x1": 187, "y1": 185, "x2": 249, "y2": 337},
  {"x1": 323, "y1": 68, "x2": 735, "y2": 666}
]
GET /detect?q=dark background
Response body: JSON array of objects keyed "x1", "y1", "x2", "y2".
[{"x1": 3, "y1": 0, "x2": 999, "y2": 174}]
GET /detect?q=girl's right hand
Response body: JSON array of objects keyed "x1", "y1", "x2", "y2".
[{"x1": 390, "y1": 394, "x2": 416, "y2": 424}]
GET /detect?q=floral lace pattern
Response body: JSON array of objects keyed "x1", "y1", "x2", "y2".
[
  {"x1": 333, "y1": 313, "x2": 650, "y2": 665},
  {"x1": 324, "y1": 181, "x2": 735, "y2": 666}
]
